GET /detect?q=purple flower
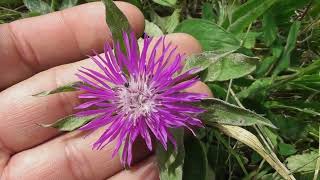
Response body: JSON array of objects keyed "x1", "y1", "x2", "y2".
[{"x1": 75, "y1": 32, "x2": 206, "y2": 166}]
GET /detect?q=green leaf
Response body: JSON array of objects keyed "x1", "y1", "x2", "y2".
[
  {"x1": 59, "y1": 0, "x2": 78, "y2": 10},
  {"x1": 264, "y1": 101, "x2": 320, "y2": 117},
  {"x1": 202, "y1": 2, "x2": 215, "y2": 21},
  {"x1": 151, "y1": 9, "x2": 181, "y2": 34},
  {"x1": 156, "y1": 129, "x2": 185, "y2": 180},
  {"x1": 174, "y1": 19, "x2": 240, "y2": 52},
  {"x1": 183, "y1": 51, "x2": 233, "y2": 73},
  {"x1": 145, "y1": 20, "x2": 163, "y2": 37},
  {"x1": 39, "y1": 115, "x2": 97, "y2": 131},
  {"x1": 291, "y1": 74, "x2": 320, "y2": 90},
  {"x1": 273, "y1": 21, "x2": 301, "y2": 75},
  {"x1": 269, "y1": 113, "x2": 309, "y2": 141},
  {"x1": 23, "y1": 0, "x2": 52, "y2": 14},
  {"x1": 278, "y1": 143, "x2": 297, "y2": 156},
  {"x1": 50, "y1": 0, "x2": 60, "y2": 11},
  {"x1": 255, "y1": 44, "x2": 283, "y2": 77},
  {"x1": 22, "y1": 11, "x2": 42, "y2": 18},
  {"x1": 207, "y1": 83, "x2": 237, "y2": 104},
  {"x1": 213, "y1": 130, "x2": 249, "y2": 175},
  {"x1": 239, "y1": 32, "x2": 261, "y2": 49},
  {"x1": 262, "y1": 11, "x2": 278, "y2": 46},
  {"x1": 255, "y1": 56, "x2": 277, "y2": 77},
  {"x1": 222, "y1": 0, "x2": 278, "y2": 34},
  {"x1": 270, "y1": 0, "x2": 309, "y2": 26},
  {"x1": 215, "y1": 124, "x2": 294, "y2": 180},
  {"x1": 298, "y1": 59, "x2": 320, "y2": 75},
  {"x1": 32, "y1": 81, "x2": 83, "y2": 97},
  {"x1": 199, "y1": 98, "x2": 277, "y2": 128},
  {"x1": 122, "y1": 0, "x2": 142, "y2": 10},
  {"x1": 102, "y1": 0, "x2": 131, "y2": 51},
  {"x1": 204, "y1": 53, "x2": 258, "y2": 82},
  {"x1": 237, "y1": 78, "x2": 273, "y2": 100},
  {"x1": 183, "y1": 136, "x2": 207, "y2": 180},
  {"x1": 164, "y1": 9, "x2": 180, "y2": 33},
  {"x1": 287, "y1": 151, "x2": 319, "y2": 173},
  {"x1": 152, "y1": 0, "x2": 176, "y2": 7},
  {"x1": 260, "y1": 126, "x2": 278, "y2": 147},
  {"x1": 183, "y1": 52, "x2": 257, "y2": 83}
]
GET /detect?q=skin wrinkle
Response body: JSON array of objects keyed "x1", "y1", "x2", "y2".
[
  {"x1": 1, "y1": 163, "x2": 10, "y2": 180},
  {"x1": 7, "y1": 22, "x2": 41, "y2": 73},
  {"x1": 0, "y1": 146, "x2": 10, "y2": 179},
  {"x1": 64, "y1": 140, "x2": 96, "y2": 180},
  {"x1": 0, "y1": 2, "x2": 145, "y2": 90},
  {"x1": 52, "y1": 67, "x2": 82, "y2": 117},
  {"x1": 59, "y1": 10, "x2": 84, "y2": 59},
  {"x1": 0, "y1": 134, "x2": 13, "y2": 155},
  {"x1": 0, "y1": 128, "x2": 152, "y2": 180},
  {"x1": 0, "y1": 67, "x2": 81, "y2": 152},
  {"x1": 108, "y1": 156, "x2": 159, "y2": 180}
]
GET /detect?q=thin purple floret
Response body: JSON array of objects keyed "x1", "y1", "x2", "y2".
[{"x1": 76, "y1": 32, "x2": 206, "y2": 166}]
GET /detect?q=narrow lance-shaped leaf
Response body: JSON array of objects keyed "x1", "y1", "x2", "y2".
[
  {"x1": 156, "y1": 129, "x2": 185, "y2": 180},
  {"x1": 265, "y1": 101, "x2": 320, "y2": 117},
  {"x1": 237, "y1": 78, "x2": 273, "y2": 100},
  {"x1": 198, "y1": 98, "x2": 277, "y2": 128},
  {"x1": 32, "y1": 81, "x2": 83, "y2": 97},
  {"x1": 273, "y1": 21, "x2": 301, "y2": 75},
  {"x1": 39, "y1": 115, "x2": 97, "y2": 131},
  {"x1": 102, "y1": 0, "x2": 131, "y2": 52},
  {"x1": 222, "y1": 0, "x2": 278, "y2": 34},
  {"x1": 255, "y1": 45, "x2": 283, "y2": 77},
  {"x1": 214, "y1": 124, "x2": 295, "y2": 180},
  {"x1": 262, "y1": 11, "x2": 278, "y2": 46},
  {"x1": 183, "y1": 136, "x2": 208, "y2": 180}
]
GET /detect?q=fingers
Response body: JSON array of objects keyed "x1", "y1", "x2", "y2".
[
  {"x1": 0, "y1": 147, "x2": 9, "y2": 177},
  {"x1": 1, "y1": 33, "x2": 210, "y2": 180},
  {"x1": 1, "y1": 129, "x2": 151, "y2": 180},
  {"x1": 186, "y1": 81, "x2": 213, "y2": 98},
  {"x1": 1, "y1": 64, "x2": 211, "y2": 180},
  {"x1": 0, "y1": 1, "x2": 144, "y2": 90},
  {"x1": 2, "y1": 65, "x2": 211, "y2": 180},
  {"x1": 0, "y1": 33, "x2": 203, "y2": 154},
  {"x1": 109, "y1": 156, "x2": 159, "y2": 180}
]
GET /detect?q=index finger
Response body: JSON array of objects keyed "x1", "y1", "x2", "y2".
[{"x1": 0, "y1": 1, "x2": 144, "y2": 90}]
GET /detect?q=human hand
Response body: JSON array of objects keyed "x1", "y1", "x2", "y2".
[{"x1": 0, "y1": 2, "x2": 212, "y2": 180}]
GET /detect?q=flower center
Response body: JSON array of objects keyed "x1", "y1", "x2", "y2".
[{"x1": 116, "y1": 77, "x2": 156, "y2": 120}]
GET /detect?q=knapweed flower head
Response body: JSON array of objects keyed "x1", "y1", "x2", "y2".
[{"x1": 75, "y1": 32, "x2": 206, "y2": 166}]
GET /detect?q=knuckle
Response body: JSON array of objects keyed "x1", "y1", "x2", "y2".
[
  {"x1": 7, "y1": 22, "x2": 40, "y2": 73},
  {"x1": 64, "y1": 140, "x2": 95, "y2": 180}
]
